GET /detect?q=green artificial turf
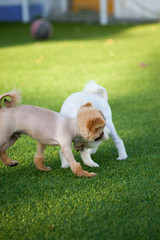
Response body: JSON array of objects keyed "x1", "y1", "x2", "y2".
[{"x1": 0, "y1": 22, "x2": 159, "y2": 240}]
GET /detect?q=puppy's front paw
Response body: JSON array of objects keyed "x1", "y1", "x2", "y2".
[
  {"x1": 81, "y1": 157, "x2": 99, "y2": 167},
  {"x1": 77, "y1": 170, "x2": 97, "y2": 177},
  {"x1": 73, "y1": 163, "x2": 97, "y2": 177},
  {"x1": 117, "y1": 155, "x2": 128, "y2": 160},
  {"x1": 43, "y1": 166, "x2": 51, "y2": 171},
  {"x1": 61, "y1": 162, "x2": 70, "y2": 168},
  {"x1": 86, "y1": 162, "x2": 99, "y2": 168},
  {"x1": 87, "y1": 172, "x2": 97, "y2": 177}
]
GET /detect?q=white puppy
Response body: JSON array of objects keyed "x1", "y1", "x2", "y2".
[{"x1": 60, "y1": 81, "x2": 128, "y2": 168}]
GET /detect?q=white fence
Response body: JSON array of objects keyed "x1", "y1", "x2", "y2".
[
  {"x1": 115, "y1": 0, "x2": 160, "y2": 21},
  {"x1": 48, "y1": 0, "x2": 160, "y2": 24},
  {"x1": 0, "y1": 0, "x2": 160, "y2": 23}
]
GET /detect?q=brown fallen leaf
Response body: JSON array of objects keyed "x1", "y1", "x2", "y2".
[
  {"x1": 107, "y1": 38, "x2": 114, "y2": 45},
  {"x1": 103, "y1": 38, "x2": 114, "y2": 47},
  {"x1": 139, "y1": 63, "x2": 148, "y2": 68},
  {"x1": 36, "y1": 55, "x2": 45, "y2": 64}
]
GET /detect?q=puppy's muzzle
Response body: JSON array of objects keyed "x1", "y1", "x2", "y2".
[{"x1": 95, "y1": 132, "x2": 104, "y2": 141}]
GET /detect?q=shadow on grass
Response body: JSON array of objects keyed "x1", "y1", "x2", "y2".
[
  {"x1": 0, "y1": 22, "x2": 133, "y2": 48},
  {"x1": 0, "y1": 117, "x2": 159, "y2": 202}
]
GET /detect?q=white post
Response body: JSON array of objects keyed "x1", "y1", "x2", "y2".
[
  {"x1": 43, "y1": 0, "x2": 51, "y2": 18},
  {"x1": 60, "y1": 0, "x2": 68, "y2": 13},
  {"x1": 21, "y1": 0, "x2": 30, "y2": 23},
  {"x1": 99, "y1": 0, "x2": 108, "y2": 25}
]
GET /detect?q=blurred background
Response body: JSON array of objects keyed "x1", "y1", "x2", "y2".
[{"x1": 0, "y1": 0, "x2": 160, "y2": 24}]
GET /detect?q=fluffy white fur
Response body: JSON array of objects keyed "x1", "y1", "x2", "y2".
[{"x1": 60, "y1": 81, "x2": 128, "y2": 168}]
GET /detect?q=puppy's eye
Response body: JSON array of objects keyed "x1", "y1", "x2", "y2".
[{"x1": 95, "y1": 126, "x2": 103, "y2": 132}]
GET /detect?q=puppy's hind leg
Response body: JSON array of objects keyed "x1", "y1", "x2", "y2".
[
  {"x1": 0, "y1": 150, "x2": 19, "y2": 167},
  {"x1": 80, "y1": 148, "x2": 99, "y2": 167},
  {"x1": 34, "y1": 142, "x2": 51, "y2": 171},
  {"x1": 107, "y1": 121, "x2": 128, "y2": 160},
  {"x1": 0, "y1": 134, "x2": 20, "y2": 167}
]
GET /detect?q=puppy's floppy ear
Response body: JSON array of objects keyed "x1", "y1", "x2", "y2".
[
  {"x1": 87, "y1": 117, "x2": 106, "y2": 132},
  {"x1": 81, "y1": 102, "x2": 92, "y2": 108},
  {"x1": 95, "y1": 117, "x2": 106, "y2": 130}
]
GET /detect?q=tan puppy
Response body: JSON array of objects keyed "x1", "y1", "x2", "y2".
[{"x1": 0, "y1": 91, "x2": 105, "y2": 177}]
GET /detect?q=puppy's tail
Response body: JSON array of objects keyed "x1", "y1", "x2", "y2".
[
  {"x1": 83, "y1": 81, "x2": 108, "y2": 101},
  {"x1": 0, "y1": 90, "x2": 21, "y2": 109}
]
